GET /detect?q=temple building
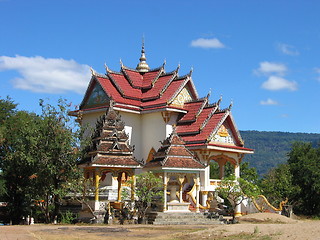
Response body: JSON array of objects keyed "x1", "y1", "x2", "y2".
[{"x1": 72, "y1": 44, "x2": 253, "y2": 218}]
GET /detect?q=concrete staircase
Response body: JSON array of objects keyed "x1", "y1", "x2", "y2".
[{"x1": 147, "y1": 212, "x2": 222, "y2": 225}]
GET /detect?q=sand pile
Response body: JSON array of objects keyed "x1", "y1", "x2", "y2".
[{"x1": 239, "y1": 212, "x2": 298, "y2": 224}]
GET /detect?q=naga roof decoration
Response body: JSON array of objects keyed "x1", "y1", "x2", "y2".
[
  {"x1": 79, "y1": 103, "x2": 142, "y2": 168},
  {"x1": 146, "y1": 129, "x2": 205, "y2": 169}
]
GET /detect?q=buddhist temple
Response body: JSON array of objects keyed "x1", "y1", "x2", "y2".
[{"x1": 71, "y1": 43, "x2": 253, "y2": 220}]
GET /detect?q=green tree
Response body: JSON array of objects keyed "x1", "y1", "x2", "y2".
[
  {"x1": 0, "y1": 110, "x2": 42, "y2": 224},
  {"x1": 216, "y1": 175, "x2": 260, "y2": 222},
  {"x1": 288, "y1": 142, "x2": 320, "y2": 215},
  {"x1": 33, "y1": 99, "x2": 82, "y2": 223},
  {"x1": 124, "y1": 172, "x2": 163, "y2": 223},
  {"x1": 259, "y1": 163, "x2": 297, "y2": 207},
  {"x1": 240, "y1": 162, "x2": 259, "y2": 184},
  {"x1": 0, "y1": 97, "x2": 82, "y2": 224}
]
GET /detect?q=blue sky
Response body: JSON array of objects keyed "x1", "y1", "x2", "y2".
[{"x1": 0, "y1": 0, "x2": 319, "y2": 133}]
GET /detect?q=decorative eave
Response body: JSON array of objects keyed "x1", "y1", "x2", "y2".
[
  {"x1": 186, "y1": 143, "x2": 254, "y2": 154},
  {"x1": 82, "y1": 163, "x2": 143, "y2": 169}
]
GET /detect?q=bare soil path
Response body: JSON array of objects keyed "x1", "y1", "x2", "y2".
[{"x1": 0, "y1": 213, "x2": 319, "y2": 240}]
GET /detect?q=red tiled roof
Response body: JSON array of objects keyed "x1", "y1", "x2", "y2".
[
  {"x1": 181, "y1": 112, "x2": 226, "y2": 143},
  {"x1": 176, "y1": 106, "x2": 215, "y2": 134},
  {"x1": 164, "y1": 157, "x2": 204, "y2": 168},
  {"x1": 178, "y1": 99, "x2": 206, "y2": 122},
  {"x1": 146, "y1": 130, "x2": 205, "y2": 169},
  {"x1": 142, "y1": 74, "x2": 173, "y2": 99},
  {"x1": 81, "y1": 65, "x2": 197, "y2": 112},
  {"x1": 79, "y1": 63, "x2": 247, "y2": 153},
  {"x1": 93, "y1": 156, "x2": 141, "y2": 166}
]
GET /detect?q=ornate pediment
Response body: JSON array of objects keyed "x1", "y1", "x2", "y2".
[
  {"x1": 210, "y1": 125, "x2": 236, "y2": 145},
  {"x1": 83, "y1": 83, "x2": 109, "y2": 108},
  {"x1": 171, "y1": 87, "x2": 192, "y2": 107}
]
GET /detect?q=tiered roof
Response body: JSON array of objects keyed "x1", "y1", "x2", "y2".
[
  {"x1": 79, "y1": 104, "x2": 142, "y2": 168},
  {"x1": 146, "y1": 130, "x2": 205, "y2": 169},
  {"x1": 80, "y1": 65, "x2": 197, "y2": 113},
  {"x1": 76, "y1": 45, "x2": 253, "y2": 153}
]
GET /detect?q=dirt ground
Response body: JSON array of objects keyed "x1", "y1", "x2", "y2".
[{"x1": 1, "y1": 213, "x2": 319, "y2": 240}]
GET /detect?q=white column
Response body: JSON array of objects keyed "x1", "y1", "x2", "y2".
[
  {"x1": 235, "y1": 200, "x2": 242, "y2": 217},
  {"x1": 201, "y1": 191, "x2": 208, "y2": 207},
  {"x1": 196, "y1": 173, "x2": 200, "y2": 212},
  {"x1": 179, "y1": 185, "x2": 183, "y2": 203},
  {"x1": 234, "y1": 162, "x2": 241, "y2": 216},
  {"x1": 163, "y1": 172, "x2": 167, "y2": 212},
  {"x1": 234, "y1": 163, "x2": 240, "y2": 178},
  {"x1": 94, "y1": 169, "x2": 100, "y2": 211}
]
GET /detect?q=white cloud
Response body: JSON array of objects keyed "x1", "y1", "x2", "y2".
[
  {"x1": 190, "y1": 38, "x2": 225, "y2": 49},
  {"x1": 260, "y1": 98, "x2": 279, "y2": 105},
  {"x1": 262, "y1": 76, "x2": 298, "y2": 91},
  {"x1": 255, "y1": 61, "x2": 287, "y2": 76},
  {"x1": 277, "y1": 43, "x2": 299, "y2": 56},
  {"x1": 0, "y1": 55, "x2": 91, "y2": 94}
]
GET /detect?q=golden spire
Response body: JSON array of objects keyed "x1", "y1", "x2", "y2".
[{"x1": 136, "y1": 38, "x2": 150, "y2": 72}]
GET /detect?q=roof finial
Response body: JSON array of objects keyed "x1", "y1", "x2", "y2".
[
  {"x1": 136, "y1": 37, "x2": 150, "y2": 73},
  {"x1": 90, "y1": 67, "x2": 96, "y2": 76},
  {"x1": 228, "y1": 99, "x2": 233, "y2": 110},
  {"x1": 104, "y1": 63, "x2": 110, "y2": 73},
  {"x1": 207, "y1": 89, "x2": 211, "y2": 99}
]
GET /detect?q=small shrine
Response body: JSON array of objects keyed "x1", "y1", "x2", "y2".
[
  {"x1": 77, "y1": 103, "x2": 142, "y2": 218},
  {"x1": 71, "y1": 43, "x2": 253, "y2": 220},
  {"x1": 145, "y1": 129, "x2": 205, "y2": 212}
]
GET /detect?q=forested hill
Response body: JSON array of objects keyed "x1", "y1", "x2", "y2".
[{"x1": 240, "y1": 131, "x2": 320, "y2": 176}]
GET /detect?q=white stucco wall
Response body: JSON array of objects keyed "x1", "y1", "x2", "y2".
[
  {"x1": 141, "y1": 112, "x2": 166, "y2": 162},
  {"x1": 81, "y1": 109, "x2": 180, "y2": 163}
]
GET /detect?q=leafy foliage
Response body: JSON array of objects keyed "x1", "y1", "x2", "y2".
[
  {"x1": 216, "y1": 175, "x2": 260, "y2": 220},
  {"x1": 124, "y1": 172, "x2": 163, "y2": 221},
  {"x1": 287, "y1": 142, "x2": 320, "y2": 215},
  {"x1": 0, "y1": 97, "x2": 82, "y2": 224},
  {"x1": 259, "y1": 163, "x2": 298, "y2": 206}
]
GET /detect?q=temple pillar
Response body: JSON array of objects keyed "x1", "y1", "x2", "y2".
[
  {"x1": 218, "y1": 161, "x2": 225, "y2": 179},
  {"x1": 195, "y1": 173, "x2": 200, "y2": 212},
  {"x1": 178, "y1": 175, "x2": 185, "y2": 203},
  {"x1": 235, "y1": 199, "x2": 242, "y2": 217},
  {"x1": 234, "y1": 163, "x2": 240, "y2": 178},
  {"x1": 234, "y1": 162, "x2": 241, "y2": 217},
  {"x1": 163, "y1": 172, "x2": 168, "y2": 211},
  {"x1": 94, "y1": 169, "x2": 101, "y2": 210},
  {"x1": 201, "y1": 191, "x2": 208, "y2": 207}
]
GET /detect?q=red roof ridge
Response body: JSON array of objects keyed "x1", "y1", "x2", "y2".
[
  {"x1": 121, "y1": 67, "x2": 142, "y2": 90},
  {"x1": 199, "y1": 105, "x2": 220, "y2": 130},
  {"x1": 195, "y1": 96, "x2": 209, "y2": 119},
  {"x1": 106, "y1": 73, "x2": 125, "y2": 96},
  {"x1": 159, "y1": 70, "x2": 179, "y2": 97},
  {"x1": 166, "y1": 77, "x2": 190, "y2": 104},
  {"x1": 150, "y1": 67, "x2": 165, "y2": 87}
]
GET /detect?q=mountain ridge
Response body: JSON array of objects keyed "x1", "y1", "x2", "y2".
[{"x1": 239, "y1": 130, "x2": 320, "y2": 176}]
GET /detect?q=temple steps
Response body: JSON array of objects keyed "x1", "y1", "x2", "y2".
[{"x1": 147, "y1": 212, "x2": 222, "y2": 225}]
